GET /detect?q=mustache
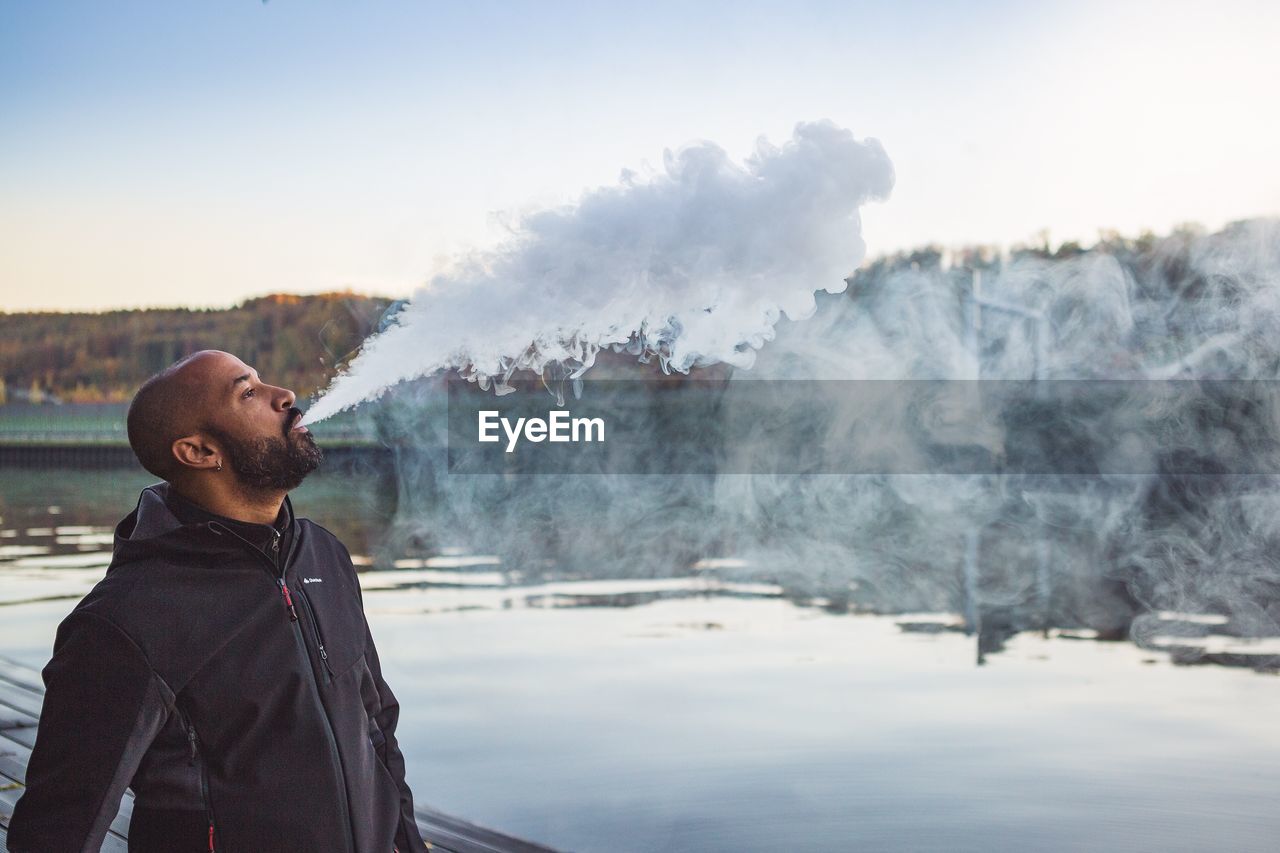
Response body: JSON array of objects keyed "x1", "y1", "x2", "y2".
[{"x1": 284, "y1": 407, "x2": 303, "y2": 435}]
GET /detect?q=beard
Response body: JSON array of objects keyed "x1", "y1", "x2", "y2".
[{"x1": 208, "y1": 424, "x2": 324, "y2": 492}]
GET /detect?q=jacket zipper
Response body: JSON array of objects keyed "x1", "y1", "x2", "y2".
[
  {"x1": 267, "y1": 526, "x2": 331, "y2": 678},
  {"x1": 271, "y1": 530, "x2": 300, "y2": 622},
  {"x1": 295, "y1": 587, "x2": 335, "y2": 681},
  {"x1": 270, "y1": 530, "x2": 331, "y2": 678},
  {"x1": 277, "y1": 577, "x2": 300, "y2": 622},
  {"x1": 180, "y1": 708, "x2": 217, "y2": 852},
  {"x1": 206, "y1": 519, "x2": 356, "y2": 853}
]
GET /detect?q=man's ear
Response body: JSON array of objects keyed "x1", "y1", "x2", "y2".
[{"x1": 172, "y1": 433, "x2": 219, "y2": 472}]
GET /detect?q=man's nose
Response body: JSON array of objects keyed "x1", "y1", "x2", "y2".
[{"x1": 275, "y1": 386, "x2": 296, "y2": 410}]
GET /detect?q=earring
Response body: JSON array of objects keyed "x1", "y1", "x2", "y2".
[{"x1": 216, "y1": 460, "x2": 222, "y2": 472}]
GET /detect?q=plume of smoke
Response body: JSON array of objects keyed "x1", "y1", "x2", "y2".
[{"x1": 303, "y1": 121, "x2": 894, "y2": 423}]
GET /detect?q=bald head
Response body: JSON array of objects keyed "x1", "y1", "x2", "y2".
[{"x1": 126, "y1": 351, "x2": 222, "y2": 481}]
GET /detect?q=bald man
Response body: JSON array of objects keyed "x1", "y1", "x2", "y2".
[{"x1": 8, "y1": 351, "x2": 426, "y2": 853}]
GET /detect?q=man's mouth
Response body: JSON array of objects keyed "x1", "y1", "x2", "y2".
[{"x1": 286, "y1": 411, "x2": 308, "y2": 434}]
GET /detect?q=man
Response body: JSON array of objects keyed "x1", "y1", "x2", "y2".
[{"x1": 8, "y1": 350, "x2": 425, "y2": 852}]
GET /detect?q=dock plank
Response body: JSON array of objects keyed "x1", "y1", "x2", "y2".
[
  {"x1": 0, "y1": 753, "x2": 27, "y2": 787},
  {"x1": 0, "y1": 656, "x2": 556, "y2": 852},
  {"x1": 0, "y1": 662, "x2": 42, "y2": 695},
  {"x1": 0, "y1": 686, "x2": 41, "y2": 723},
  {"x1": 413, "y1": 805, "x2": 558, "y2": 853},
  {"x1": 0, "y1": 731, "x2": 33, "y2": 752}
]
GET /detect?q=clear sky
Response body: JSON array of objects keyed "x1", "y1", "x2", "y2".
[{"x1": 1, "y1": 0, "x2": 1277, "y2": 312}]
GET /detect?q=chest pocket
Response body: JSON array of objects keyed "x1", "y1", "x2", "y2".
[{"x1": 289, "y1": 540, "x2": 367, "y2": 681}]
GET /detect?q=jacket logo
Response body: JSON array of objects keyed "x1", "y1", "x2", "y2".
[{"x1": 302, "y1": 577, "x2": 323, "y2": 584}]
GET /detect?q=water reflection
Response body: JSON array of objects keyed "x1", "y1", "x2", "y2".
[
  {"x1": 3, "y1": 467, "x2": 1280, "y2": 851},
  {"x1": 2, "y1": 467, "x2": 1276, "y2": 674}
]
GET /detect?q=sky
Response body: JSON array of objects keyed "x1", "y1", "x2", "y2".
[{"x1": 1, "y1": 0, "x2": 1277, "y2": 313}]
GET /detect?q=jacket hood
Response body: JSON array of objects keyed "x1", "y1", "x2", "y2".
[{"x1": 111, "y1": 482, "x2": 297, "y2": 569}]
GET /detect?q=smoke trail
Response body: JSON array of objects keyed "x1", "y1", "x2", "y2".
[{"x1": 303, "y1": 121, "x2": 894, "y2": 423}]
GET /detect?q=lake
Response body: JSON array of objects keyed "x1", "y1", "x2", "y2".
[{"x1": 2, "y1": 467, "x2": 1279, "y2": 852}]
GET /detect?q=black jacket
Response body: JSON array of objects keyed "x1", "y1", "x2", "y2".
[{"x1": 8, "y1": 483, "x2": 426, "y2": 853}]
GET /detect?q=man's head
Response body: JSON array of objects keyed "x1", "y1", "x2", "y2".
[{"x1": 127, "y1": 351, "x2": 323, "y2": 493}]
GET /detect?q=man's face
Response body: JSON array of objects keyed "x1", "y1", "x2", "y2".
[{"x1": 192, "y1": 352, "x2": 324, "y2": 491}]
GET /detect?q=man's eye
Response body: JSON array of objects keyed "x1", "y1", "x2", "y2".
[{"x1": 242, "y1": 388, "x2": 255, "y2": 399}]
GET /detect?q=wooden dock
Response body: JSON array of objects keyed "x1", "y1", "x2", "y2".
[{"x1": 0, "y1": 656, "x2": 555, "y2": 853}]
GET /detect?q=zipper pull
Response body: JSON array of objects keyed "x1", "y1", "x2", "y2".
[
  {"x1": 271, "y1": 530, "x2": 280, "y2": 552},
  {"x1": 318, "y1": 643, "x2": 328, "y2": 662},
  {"x1": 187, "y1": 725, "x2": 198, "y2": 764},
  {"x1": 277, "y1": 578, "x2": 299, "y2": 622},
  {"x1": 208, "y1": 822, "x2": 215, "y2": 852}
]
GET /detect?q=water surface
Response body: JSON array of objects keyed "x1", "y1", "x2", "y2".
[{"x1": 2, "y1": 468, "x2": 1278, "y2": 852}]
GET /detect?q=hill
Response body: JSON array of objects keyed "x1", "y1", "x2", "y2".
[{"x1": 0, "y1": 292, "x2": 395, "y2": 403}]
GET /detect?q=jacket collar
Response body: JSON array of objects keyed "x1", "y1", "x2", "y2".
[{"x1": 111, "y1": 482, "x2": 297, "y2": 568}]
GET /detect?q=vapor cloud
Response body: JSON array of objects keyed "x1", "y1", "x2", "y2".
[{"x1": 304, "y1": 121, "x2": 894, "y2": 422}]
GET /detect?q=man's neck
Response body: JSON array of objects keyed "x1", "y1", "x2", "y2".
[{"x1": 169, "y1": 480, "x2": 286, "y2": 526}]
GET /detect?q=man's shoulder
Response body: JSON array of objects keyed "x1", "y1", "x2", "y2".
[
  {"x1": 68, "y1": 562, "x2": 153, "y2": 630},
  {"x1": 53, "y1": 575, "x2": 163, "y2": 679},
  {"x1": 297, "y1": 517, "x2": 355, "y2": 559}
]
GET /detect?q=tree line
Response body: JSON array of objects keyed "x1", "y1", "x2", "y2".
[{"x1": 0, "y1": 292, "x2": 394, "y2": 403}]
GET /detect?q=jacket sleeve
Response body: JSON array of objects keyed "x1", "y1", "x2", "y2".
[
  {"x1": 363, "y1": 616, "x2": 427, "y2": 851},
  {"x1": 7, "y1": 610, "x2": 171, "y2": 853}
]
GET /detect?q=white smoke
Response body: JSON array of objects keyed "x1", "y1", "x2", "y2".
[
  {"x1": 303, "y1": 121, "x2": 894, "y2": 423},
  {"x1": 716, "y1": 220, "x2": 1280, "y2": 639}
]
